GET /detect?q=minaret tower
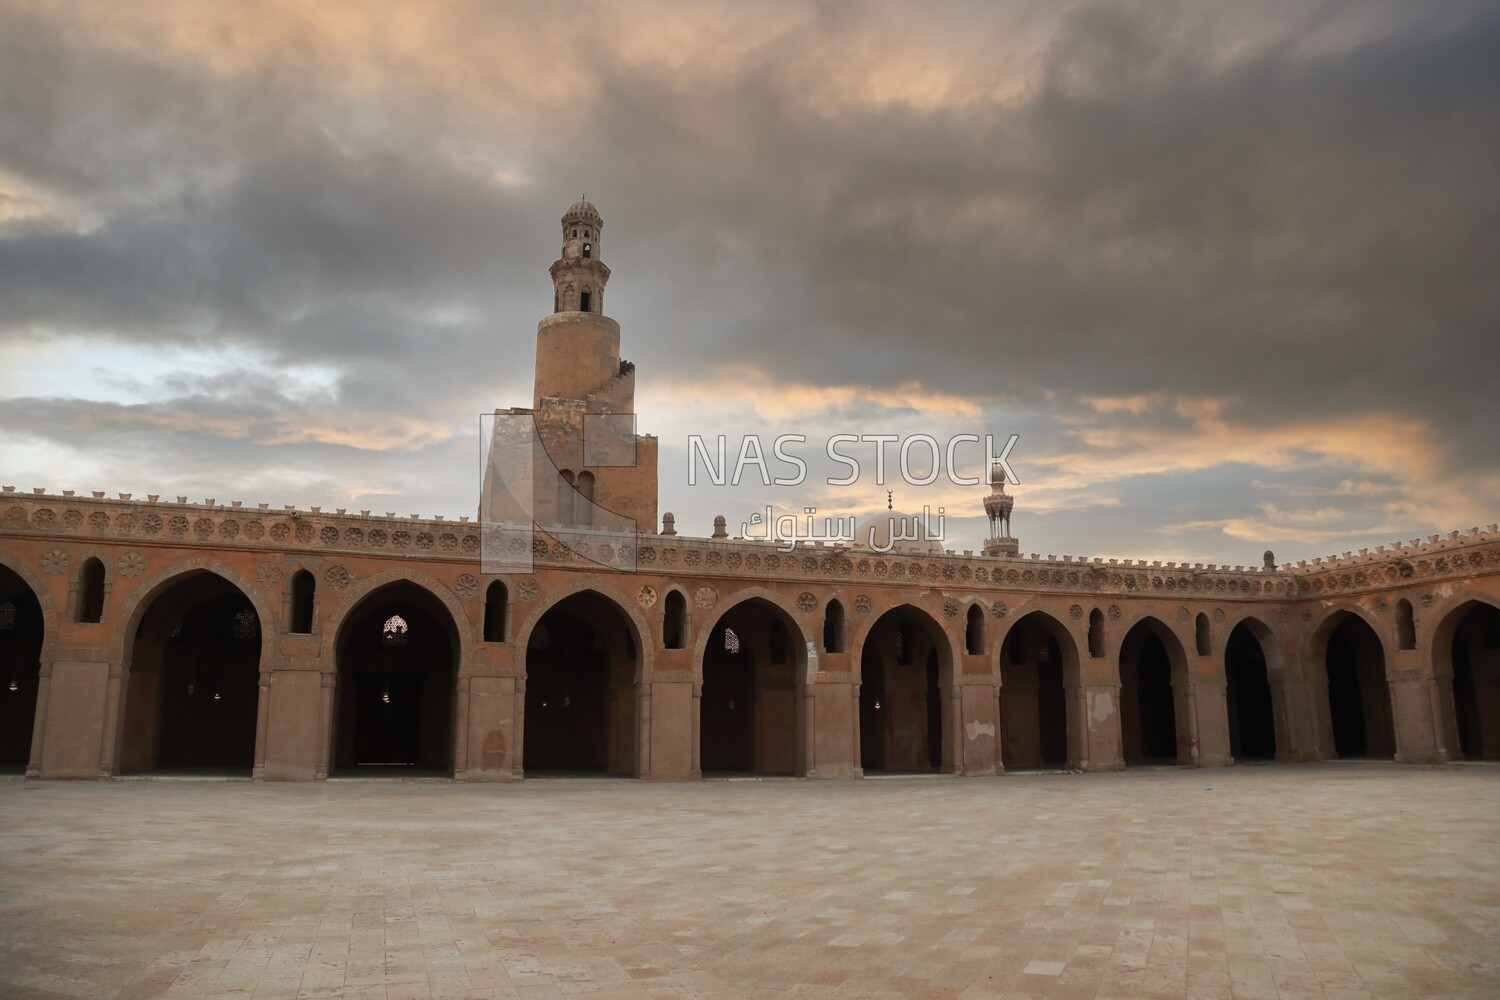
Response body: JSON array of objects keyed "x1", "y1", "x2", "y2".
[
  {"x1": 550, "y1": 196, "x2": 609, "y2": 315},
  {"x1": 982, "y1": 461, "x2": 1019, "y2": 557},
  {"x1": 534, "y1": 197, "x2": 622, "y2": 408},
  {"x1": 488, "y1": 197, "x2": 657, "y2": 535}
]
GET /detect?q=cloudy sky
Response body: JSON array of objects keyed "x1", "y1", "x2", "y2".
[{"x1": 1, "y1": 1, "x2": 1496, "y2": 565}]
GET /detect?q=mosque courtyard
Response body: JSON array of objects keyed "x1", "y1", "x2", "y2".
[{"x1": 1, "y1": 763, "x2": 1496, "y2": 1000}]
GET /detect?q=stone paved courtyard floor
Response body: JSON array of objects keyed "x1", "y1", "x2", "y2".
[{"x1": 1, "y1": 763, "x2": 1498, "y2": 1000}]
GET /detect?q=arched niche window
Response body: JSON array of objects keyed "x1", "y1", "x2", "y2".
[
  {"x1": 965, "y1": 604, "x2": 985, "y2": 655},
  {"x1": 381, "y1": 614, "x2": 409, "y2": 647},
  {"x1": 557, "y1": 470, "x2": 576, "y2": 525},
  {"x1": 896, "y1": 619, "x2": 912, "y2": 665},
  {"x1": 1195, "y1": 613, "x2": 1211, "y2": 657},
  {"x1": 1088, "y1": 608, "x2": 1105, "y2": 658},
  {"x1": 723, "y1": 626, "x2": 741, "y2": 655},
  {"x1": 582, "y1": 243, "x2": 592, "y2": 259},
  {"x1": 576, "y1": 471, "x2": 595, "y2": 527},
  {"x1": 290, "y1": 570, "x2": 315, "y2": 634},
  {"x1": 580, "y1": 289, "x2": 593, "y2": 313},
  {"x1": 1396, "y1": 599, "x2": 1416, "y2": 651},
  {"x1": 484, "y1": 581, "x2": 508, "y2": 643},
  {"x1": 824, "y1": 599, "x2": 845, "y2": 653},
  {"x1": 76, "y1": 557, "x2": 105, "y2": 623},
  {"x1": 663, "y1": 590, "x2": 686, "y2": 649}
]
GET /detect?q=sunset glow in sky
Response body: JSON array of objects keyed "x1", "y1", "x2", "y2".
[{"x1": 1, "y1": 1, "x2": 1496, "y2": 563}]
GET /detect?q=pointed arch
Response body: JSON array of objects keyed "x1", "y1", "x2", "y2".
[
  {"x1": 824, "y1": 598, "x2": 846, "y2": 653},
  {"x1": 75, "y1": 556, "x2": 105, "y2": 623},
  {"x1": 996, "y1": 609, "x2": 1082, "y2": 769},
  {"x1": 290, "y1": 570, "x2": 315, "y2": 634},
  {"x1": 118, "y1": 568, "x2": 265, "y2": 774},
  {"x1": 965, "y1": 603, "x2": 985, "y2": 655},
  {"x1": 857, "y1": 604, "x2": 955, "y2": 774},
  {"x1": 0, "y1": 561, "x2": 46, "y2": 770},
  {"x1": 332, "y1": 579, "x2": 461, "y2": 775},
  {"x1": 523, "y1": 588, "x2": 641, "y2": 776},
  {"x1": 663, "y1": 588, "x2": 687, "y2": 650},
  {"x1": 484, "y1": 580, "x2": 508, "y2": 643},
  {"x1": 1313, "y1": 608, "x2": 1393, "y2": 759},
  {"x1": 694, "y1": 588, "x2": 813, "y2": 777},
  {"x1": 1395, "y1": 599, "x2": 1416, "y2": 651},
  {"x1": 1116, "y1": 615, "x2": 1193, "y2": 765},
  {"x1": 1430, "y1": 592, "x2": 1500, "y2": 760}
]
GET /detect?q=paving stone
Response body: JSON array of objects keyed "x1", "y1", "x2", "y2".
[{"x1": 0, "y1": 763, "x2": 1497, "y2": 998}]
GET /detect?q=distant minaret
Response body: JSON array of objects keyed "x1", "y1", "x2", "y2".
[{"x1": 982, "y1": 461, "x2": 1019, "y2": 557}]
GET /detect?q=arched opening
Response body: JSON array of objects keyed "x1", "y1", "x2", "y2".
[
  {"x1": 701, "y1": 598, "x2": 805, "y2": 775},
  {"x1": 576, "y1": 471, "x2": 595, "y2": 527},
  {"x1": 1195, "y1": 613, "x2": 1211, "y2": 657},
  {"x1": 1087, "y1": 609, "x2": 1104, "y2": 658},
  {"x1": 0, "y1": 565, "x2": 45, "y2": 771},
  {"x1": 120, "y1": 571, "x2": 261, "y2": 774},
  {"x1": 663, "y1": 590, "x2": 686, "y2": 649},
  {"x1": 1322, "y1": 613, "x2": 1393, "y2": 759},
  {"x1": 290, "y1": 570, "x2": 315, "y2": 634},
  {"x1": 580, "y1": 289, "x2": 593, "y2": 313},
  {"x1": 1119, "y1": 618, "x2": 1187, "y2": 764},
  {"x1": 582, "y1": 243, "x2": 592, "y2": 259},
  {"x1": 484, "y1": 581, "x2": 507, "y2": 643},
  {"x1": 859, "y1": 606, "x2": 950, "y2": 773},
  {"x1": 557, "y1": 470, "x2": 576, "y2": 525},
  {"x1": 333, "y1": 582, "x2": 457, "y2": 775},
  {"x1": 524, "y1": 591, "x2": 639, "y2": 775},
  {"x1": 1225, "y1": 623, "x2": 1276, "y2": 760},
  {"x1": 824, "y1": 599, "x2": 845, "y2": 653},
  {"x1": 1396, "y1": 599, "x2": 1416, "y2": 651},
  {"x1": 1439, "y1": 600, "x2": 1500, "y2": 759},
  {"x1": 76, "y1": 556, "x2": 105, "y2": 623},
  {"x1": 998, "y1": 612, "x2": 1074, "y2": 769},
  {"x1": 965, "y1": 604, "x2": 985, "y2": 655}
]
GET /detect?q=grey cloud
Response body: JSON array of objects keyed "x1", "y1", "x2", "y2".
[{"x1": 0, "y1": 1, "x2": 1494, "y2": 561}]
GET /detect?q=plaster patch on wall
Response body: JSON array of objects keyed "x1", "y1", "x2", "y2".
[
  {"x1": 965, "y1": 720, "x2": 995, "y2": 742},
  {"x1": 1090, "y1": 691, "x2": 1114, "y2": 724}
]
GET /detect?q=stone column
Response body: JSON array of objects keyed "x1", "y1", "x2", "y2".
[
  {"x1": 958, "y1": 681, "x2": 1000, "y2": 775},
  {"x1": 690, "y1": 682, "x2": 702, "y2": 779},
  {"x1": 1191, "y1": 669, "x2": 1232, "y2": 768},
  {"x1": 850, "y1": 682, "x2": 863, "y2": 778},
  {"x1": 512, "y1": 678, "x2": 527, "y2": 778},
  {"x1": 1079, "y1": 681, "x2": 1124, "y2": 771},
  {"x1": 644, "y1": 678, "x2": 695, "y2": 780},
  {"x1": 457, "y1": 674, "x2": 519, "y2": 781},
  {"x1": 1388, "y1": 651, "x2": 1444, "y2": 764},
  {"x1": 35, "y1": 657, "x2": 116, "y2": 779},
  {"x1": 259, "y1": 664, "x2": 330, "y2": 781}
]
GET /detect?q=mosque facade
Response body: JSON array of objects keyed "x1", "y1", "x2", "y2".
[{"x1": 1, "y1": 200, "x2": 1498, "y2": 781}]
